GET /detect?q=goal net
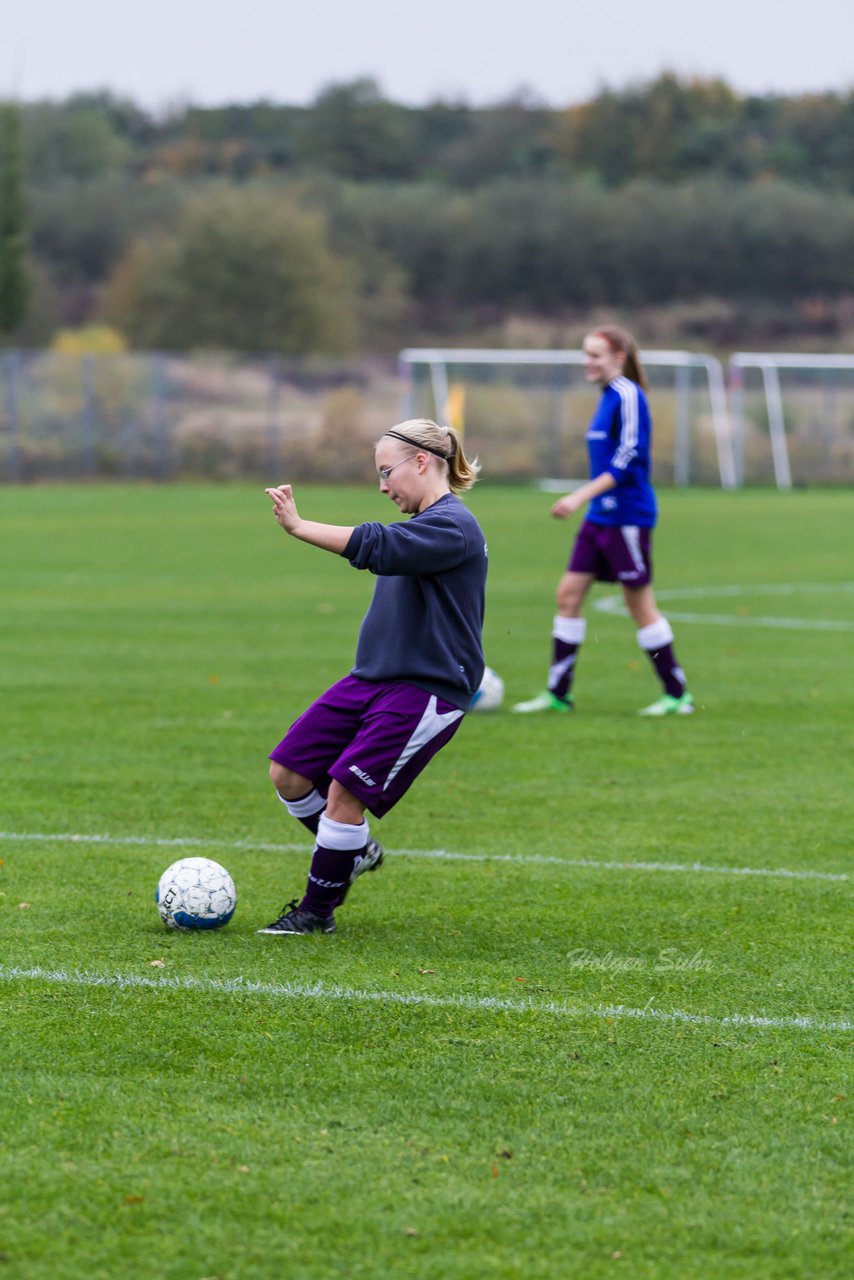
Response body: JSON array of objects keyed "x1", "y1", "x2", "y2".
[{"x1": 399, "y1": 348, "x2": 734, "y2": 488}]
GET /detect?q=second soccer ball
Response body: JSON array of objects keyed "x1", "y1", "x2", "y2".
[{"x1": 471, "y1": 666, "x2": 504, "y2": 712}]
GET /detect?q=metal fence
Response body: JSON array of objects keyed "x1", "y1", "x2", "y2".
[
  {"x1": 0, "y1": 350, "x2": 401, "y2": 484},
  {"x1": 3, "y1": 347, "x2": 854, "y2": 485}
]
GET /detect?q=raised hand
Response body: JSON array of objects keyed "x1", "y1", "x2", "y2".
[{"x1": 265, "y1": 484, "x2": 301, "y2": 534}]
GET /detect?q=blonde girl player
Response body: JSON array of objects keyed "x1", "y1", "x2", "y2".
[
  {"x1": 513, "y1": 324, "x2": 694, "y2": 717},
  {"x1": 259, "y1": 419, "x2": 487, "y2": 936}
]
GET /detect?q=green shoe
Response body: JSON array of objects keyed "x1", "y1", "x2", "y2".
[
  {"x1": 639, "y1": 691, "x2": 694, "y2": 717},
  {"x1": 512, "y1": 690, "x2": 574, "y2": 714}
]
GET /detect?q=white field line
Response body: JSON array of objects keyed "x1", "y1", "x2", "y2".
[
  {"x1": 0, "y1": 829, "x2": 848, "y2": 883},
  {"x1": 594, "y1": 582, "x2": 854, "y2": 631},
  {"x1": 0, "y1": 964, "x2": 849, "y2": 1035}
]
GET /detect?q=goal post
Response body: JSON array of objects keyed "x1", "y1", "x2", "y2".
[
  {"x1": 728, "y1": 353, "x2": 854, "y2": 489},
  {"x1": 399, "y1": 348, "x2": 736, "y2": 489}
]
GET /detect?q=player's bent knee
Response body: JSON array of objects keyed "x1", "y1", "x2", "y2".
[{"x1": 269, "y1": 761, "x2": 306, "y2": 796}]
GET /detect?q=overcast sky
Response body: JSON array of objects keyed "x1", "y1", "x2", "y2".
[{"x1": 3, "y1": 0, "x2": 853, "y2": 109}]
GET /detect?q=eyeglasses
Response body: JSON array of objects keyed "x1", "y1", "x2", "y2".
[{"x1": 377, "y1": 454, "x2": 416, "y2": 482}]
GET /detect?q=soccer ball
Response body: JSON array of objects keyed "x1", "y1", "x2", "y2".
[
  {"x1": 156, "y1": 857, "x2": 237, "y2": 931},
  {"x1": 471, "y1": 666, "x2": 504, "y2": 712}
]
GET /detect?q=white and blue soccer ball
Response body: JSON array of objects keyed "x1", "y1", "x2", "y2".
[
  {"x1": 471, "y1": 665, "x2": 505, "y2": 712},
  {"x1": 156, "y1": 857, "x2": 237, "y2": 931}
]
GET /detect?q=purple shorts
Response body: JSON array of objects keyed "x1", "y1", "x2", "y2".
[
  {"x1": 568, "y1": 520, "x2": 653, "y2": 586},
  {"x1": 269, "y1": 674, "x2": 465, "y2": 819}
]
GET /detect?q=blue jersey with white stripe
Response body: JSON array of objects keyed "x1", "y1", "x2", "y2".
[{"x1": 585, "y1": 377, "x2": 657, "y2": 528}]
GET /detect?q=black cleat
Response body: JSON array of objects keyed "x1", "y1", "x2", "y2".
[
  {"x1": 256, "y1": 899, "x2": 336, "y2": 935},
  {"x1": 334, "y1": 837, "x2": 385, "y2": 907},
  {"x1": 353, "y1": 837, "x2": 385, "y2": 882}
]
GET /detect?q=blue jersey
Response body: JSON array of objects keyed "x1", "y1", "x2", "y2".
[
  {"x1": 585, "y1": 377, "x2": 657, "y2": 528},
  {"x1": 342, "y1": 493, "x2": 487, "y2": 710}
]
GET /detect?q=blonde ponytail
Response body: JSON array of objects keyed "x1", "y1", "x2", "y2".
[{"x1": 383, "y1": 418, "x2": 480, "y2": 492}]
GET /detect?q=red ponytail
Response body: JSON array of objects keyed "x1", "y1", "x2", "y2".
[{"x1": 590, "y1": 325, "x2": 648, "y2": 391}]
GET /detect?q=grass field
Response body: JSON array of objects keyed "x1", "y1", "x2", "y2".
[{"x1": 1, "y1": 482, "x2": 852, "y2": 1280}]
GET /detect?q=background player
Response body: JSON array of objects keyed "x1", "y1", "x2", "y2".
[
  {"x1": 260, "y1": 418, "x2": 487, "y2": 935},
  {"x1": 513, "y1": 324, "x2": 694, "y2": 717}
]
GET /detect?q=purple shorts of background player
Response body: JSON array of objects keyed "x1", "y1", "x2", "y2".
[
  {"x1": 568, "y1": 519, "x2": 653, "y2": 587},
  {"x1": 269, "y1": 673, "x2": 465, "y2": 820}
]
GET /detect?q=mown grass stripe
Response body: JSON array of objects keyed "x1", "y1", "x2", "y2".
[
  {"x1": 0, "y1": 829, "x2": 848, "y2": 883},
  {"x1": 1, "y1": 964, "x2": 850, "y2": 1035}
]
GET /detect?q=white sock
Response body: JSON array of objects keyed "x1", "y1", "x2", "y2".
[
  {"x1": 280, "y1": 787, "x2": 326, "y2": 820},
  {"x1": 553, "y1": 616, "x2": 586, "y2": 644},
  {"x1": 316, "y1": 813, "x2": 369, "y2": 851},
  {"x1": 636, "y1": 617, "x2": 674, "y2": 650}
]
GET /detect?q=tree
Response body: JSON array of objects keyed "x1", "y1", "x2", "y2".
[
  {"x1": 296, "y1": 78, "x2": 417, "y2": 180},
  {"x1": 22, "y1": 98, "x2": 132, "y2": 182},
  {"x1": 101, "y1": 187, "x2": 357, "y2": 354},
  {"x1": 0, "y1": 103, "x2": 29, "y2": 336},
  {"x1": 426, "y1": 94, "x2": 554, "y2": 187}
]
